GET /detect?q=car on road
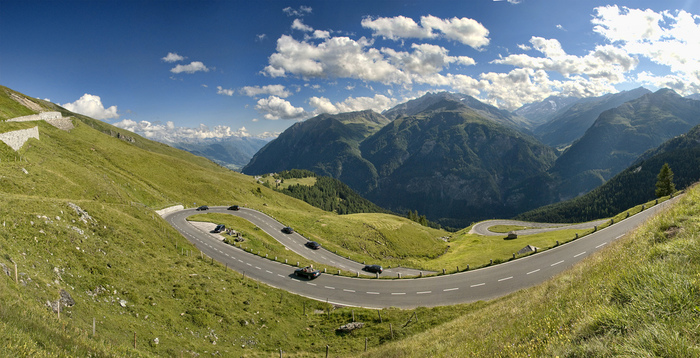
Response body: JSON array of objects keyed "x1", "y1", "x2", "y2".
[
  {"x1": 281, "y1": 226, "x2": 294, "y2": 234},
  {"x1": 363, "y1": 264, "x2": 383, "y2": 274},
  {"x1": 305, "y1": 241, "x2": 321, "y2": 250},
  {"x1": 227, "y1": 205, "x2": 240, "y2": 210},
  {"x1": 294, "y1": 266, "x2": 321, "y2": 279},
  {"x1": 212, "y1": 224, "x2": 225, "y2": 233},
  {"x1": 196, "y1": 205, "x2": 209, "y2": 211}
]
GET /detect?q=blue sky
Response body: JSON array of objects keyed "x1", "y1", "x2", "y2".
[{"x1": 2, "y1": 0, "x2": 700, "y2": 141}]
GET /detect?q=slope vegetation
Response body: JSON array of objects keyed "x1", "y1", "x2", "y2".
[
  {"x1": 518, "y1": 123, "x2": 700, "y2": 223},
  {"x1": 356, "y1": 183, "x2": 700, "y2": 357}
]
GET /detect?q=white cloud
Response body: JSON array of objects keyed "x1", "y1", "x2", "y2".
[
  {"x1": 382, "y1": 43, "x2": 475, "y2": 76},
  {"x1": 263, "y1": 35, "x2": 410, "y2": 84},
  {"x1": 62, "y1": 94, "x2": 119, "y2": 120},
  {"x1": 591, "y1": 6, "x2": 700, "y2": 95},
  {"x1": 112, "y1": 119, "x2": 256, "y2": 141},
  {"x1": 312, "y1": 30, "x2": 331, "y2": 39},
  {"x1": 308, "y1": 94, "x2": 399, "y2": 114},
  {"x1": 292, "y1": 19, "x2": 313, "y2": 32},
  {"x1": 360, "y1": 15, "x2": 433, "y2": 40},
  {"x1": 170, "y1": 61, "x2": 210, "y2": 74},
  {"x1": 283, "y1": 5, "x2": 312, "y2": 17},
  {"x1": 162, "y1": 52, "x2": 185, "y2": 63},
  {"x1": 240, "y1": 84, "x2": 292, "y2": 98},
  {"x1": 256, "y1": 34, "x2": 267, "y2": 41},
  {"x1": 255, "y1": 96, "x2": 306, "y2": 120},
  {"x1": 491, "y1": 36, "x2": 638, "y2": 83},
  {"x1": 217, "y1": 86, "x2": 234, "y2": 96},
  {"x1": 361, "y1": 15, "x2": 490, "y2": 49}
]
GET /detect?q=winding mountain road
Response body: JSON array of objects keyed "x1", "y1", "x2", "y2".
[{"x1": 163, "y1": 199, "x2": 676, "y2": 309}]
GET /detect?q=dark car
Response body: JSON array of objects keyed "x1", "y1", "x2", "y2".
[
  {"x1": 294, "y1": 266, "x2": 321, "y2": 279},
  {"x1": 196, "y1": 205, "x2": 209, "y2": 211},
  {"x1": 305, "y1": 241, "x2": 321, "y2": 250},
  {"x1": 363, "y1": 264, "x2": 383, "y2": 274},
  {"x1": 212, "y1": 224, "x2": 225, "y2": 233},
  {"x1": 227, "y1": 205, "x2": 240, "y2": 210},
  {"x1": 281, "y1": 227, "x2": 294, "y2": 234}
]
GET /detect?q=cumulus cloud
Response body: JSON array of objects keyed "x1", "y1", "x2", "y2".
[
  {"x1": 292, "y1": 19, "x2": 313, "y2": 32},
  {"x1": 283, "y1": 5, "x2": 312, "y2": 17},
  {"x1": 591, "y1": 6, "x2": 700, "y2": 95},
  {"x1": 382, "y1": 43, "x2": 475, "y2": 76},
  {"x1": 240, "y1": 85, "x2": 291, "y2": 98},
  {"x1": 255, "y1": 96, "x2": 306, "y2": 120},
  {"x1": 170, "y1": 61, "x2": 210, "y2": 74},
  {"x1": 263, "y1": 35, "x2": 409, "y2": 83},
  {"x1": 217, "y1": 86, "x2": 234, "y2": 96},
  {"x1": 308, "y1": 94, "x2": 399, "y2": 114},
  {"x1": 62, "y1": 94, "x2": 119, "y2": 120},
  {"x1": 491, "y1": 36, "x2": 638, "y2": 83},
  {"x1": 112, "y1": 119, "x2": 257, "y2": 142},
  {"x1": 162, "y1": 52, "x2": 185, "y2": 62},
  {"x1": 361, "y1": 15, "x2": 490, "y2": 49},
  {"x1": 262, "y1": 35, "x2": 474, "y2": 85}
]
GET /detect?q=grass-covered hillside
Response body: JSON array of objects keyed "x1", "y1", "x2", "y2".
[
  {"x1": 358, "y1": 183, "x2": 700, "y2": 357},
  {"x1": 0, "y1": 87, "x2": 470, "y2": 356}
]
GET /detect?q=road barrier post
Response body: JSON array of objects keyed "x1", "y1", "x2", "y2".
[
  {"x1": 398, "y1": 273, "x2": 401, "y2": 278},
  {"x1": 442, "y1": 268, "x2": 445, "y2": 275},
  {"x1": 419, "y1": 271, "x2": 423, "y2": 277}
]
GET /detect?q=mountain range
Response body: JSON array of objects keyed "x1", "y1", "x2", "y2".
[{"x1": 242, "y1": 88, "x2": 700, "y2": 226}]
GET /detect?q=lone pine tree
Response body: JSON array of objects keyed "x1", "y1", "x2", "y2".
[{"x1": 655, "y1": 163, "x2": 676, "y2": 197}]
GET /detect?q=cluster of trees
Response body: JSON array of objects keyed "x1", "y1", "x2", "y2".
[
  {"x1": 274, "y1": 171, "x2": 391, "y2": 215},
  {"x1": 406, "y1": 210, "x2": 445, "y2": 230},
  {"x1": 517, "y1": 162, "x2": 682, "y2": 223}
]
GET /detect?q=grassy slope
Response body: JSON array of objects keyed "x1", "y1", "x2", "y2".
[
  {"x1": 3, "y1": 87, "x2": 695, "y2": 356},
  {"x1": 0, "y1": 90, "x2": 464, "y2": 356},
  {"x1": 356, "y1": 185, "x2": 700, "y2": 358}
]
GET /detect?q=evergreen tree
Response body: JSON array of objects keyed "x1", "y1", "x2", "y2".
[{"x1": 655, "y1": 163, "x2": 676, "y2": 197}]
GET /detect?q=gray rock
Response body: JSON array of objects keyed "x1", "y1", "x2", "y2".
[{"x1": 336, "y1": 322, "x2": 364, "y2": 333}]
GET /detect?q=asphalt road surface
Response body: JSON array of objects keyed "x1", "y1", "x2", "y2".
[{"x1": 163, "y1": 199, "x2": 676, "y2": 309}]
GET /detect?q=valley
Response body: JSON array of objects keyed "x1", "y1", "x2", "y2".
[{"x1": 2, "y1": 85, "x2": 699, "y2": 356}]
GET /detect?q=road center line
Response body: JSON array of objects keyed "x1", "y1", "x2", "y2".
[
  {"x1": 470, "y1": 283, "x2": 485, "y2": 287},
  {"x1": 551, "y1": 260, "x2": 564, "y2": 266},
  {"x1": 596, "y1": 242, "x2": 608, "y2": 248},
  {"x1": 527, "y1": 269, "x2": 540, "y2": 275},
  {"x1": 498, "y1": 276, "x2": 513, "y2": 282},
  {"x1": 324, "y1": 286, "x2": 335, "y2": 290},
  {"x1": 307, "y1": 283, "x2": 317, "y2": 286},
  {"x1": 343, "y1": 289, "x2": 355, "y2": 293},
  {"x1": 416, "y1": 291, "x2": 431, "y2": 294},
  {"x1": 366, "y1": 291, "x2": 379, "y2": 295},
  {"x1": 574, "y1": 251, "x2": 586, "y2": 258},
  {"x1": 443, "y1": 287, "x2": 459, "y2": 292},
  {"x1": 391, "y1": 292, "x2": 406, "y2": 295}
]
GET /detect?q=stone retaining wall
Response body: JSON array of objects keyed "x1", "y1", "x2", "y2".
[
  {"x1": 7, "y1": 111, "x2": 62, "y2": 122},
  {"x1": 0, "y1": 126, "x2": 39, "y2": 151}
]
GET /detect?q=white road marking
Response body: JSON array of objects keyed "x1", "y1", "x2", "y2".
[
  {"x1": 366, "y1": 292, "x2": 380, "y2": 295},
  {"x1": 596, "y1": 242, "x2": 607, "y2": 248},
  {"x1": 255, "y1": 266, "x2": 261, "y2": 270},
  {"x1": 266, "y1": 270, "x2": 273, "y2": 274},
  {"x1": 498, "y1": 276, "x2": 513, "y2": 282},
  {"x1": 416, "y1": 291, "x2": 431, "y2": 294},
  {"x1": 527, "y1": 269, "x2": 540, "y2": 275},
  {"x1": 343, "y1": 289, "x2": 355, "y2": 293},
  {"x1": 470, "y1": 283, "x2": 485, "y2": 287},
  {"x1": 443, "y1": 287, "x2": 459, "y2": 292},
  {"x1": 246, "y1": 263, "x2": 252, "y2": 266},
  {"x1": 307, "y1": 283, "x2": 317, "y2": 286},
  {"x1": 391, "y1": 292, "x2": 406, "y2": 295},
  {"x1": 574, "y1": 251, "x2": 586, "y2": 258},
  {"x1": 551, "y1": 260, "x2": 564, "y2": 266},
  {"x1": 324, "y1": 286, "x2": 335, "y2": 290}
]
